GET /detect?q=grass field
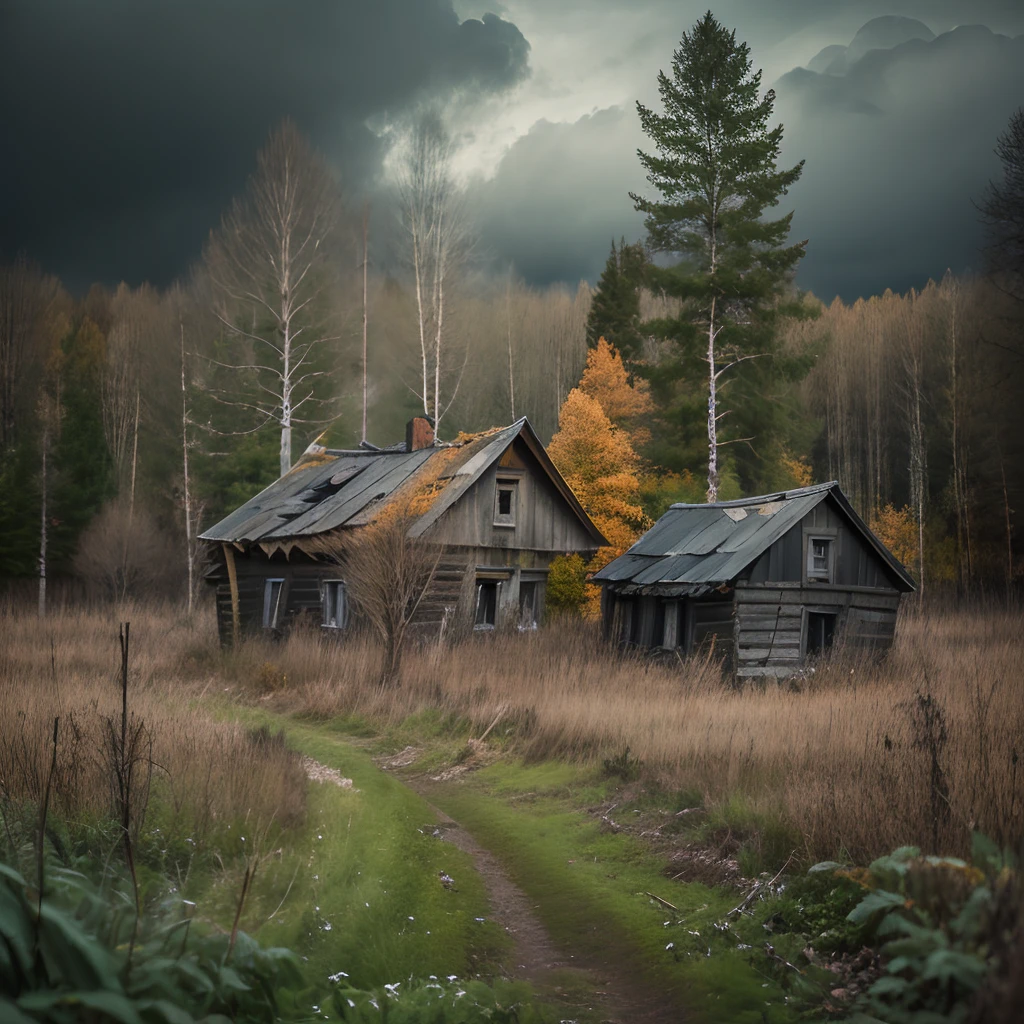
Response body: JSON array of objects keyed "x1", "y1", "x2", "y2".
[{"x1": 3, "y1": 598, "x2": 1021, "y2": 867}]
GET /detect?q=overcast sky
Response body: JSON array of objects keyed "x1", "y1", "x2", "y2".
[{"x1": 2, "y1": 1, "x2": 1022, "y2": 301}]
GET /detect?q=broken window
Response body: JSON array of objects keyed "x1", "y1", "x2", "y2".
[
  {"x1": 493, "y1": 478, "x2": 518, "y2": 526},
  {"x1": 263, "y1": 578, "x2": 285, "y2": 629},
  {"x1": 805, "y1": 611, "x2": 837, "y2": 655},
  {"x1": 518, "y1": 581, "x2": 541, "y2": 630},
  {"x1": 475, "y1": 579, "x2": 500, "y2": 629},
  {"x1": 322, "y1": 580, "x2": 348, "y2": 629},
  {"x1": 806, "y1": 537, "x2": 833, "y2": 581}
]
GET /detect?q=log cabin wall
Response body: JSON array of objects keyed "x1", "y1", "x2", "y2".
[
  {"x1": 733, "y1": 498, "x2": 904, "y2": 677},
  {"x1": 602, "y1": 590, "x2": 735, "y2": 662}
]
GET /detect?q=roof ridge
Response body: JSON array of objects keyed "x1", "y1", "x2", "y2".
[{"x1": 669, "y1": 481, "x2": 838, "y2": 510}]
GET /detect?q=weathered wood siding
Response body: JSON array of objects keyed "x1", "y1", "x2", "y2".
[
  {"x1": 733, "y1": 582, "x2": 901, "y2": 677},
  {"x1": 602, "y1": 591, "x2": 734, "y2": 661},
  {"x1": 745, "y1": 496, "x2": 902, "y2": 590},
  {"x1": 427, "y1": 437, "x2": 598, "y2": 555},
  {"x1": 211, "y1": 552, "x2": 326, "y2": 642}
]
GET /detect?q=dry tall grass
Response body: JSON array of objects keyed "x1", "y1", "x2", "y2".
[
  {"x1": 245, "y1": 605, "x2": 1023, "y2": 864},
  {"x1": 3, "y1": 599, "x2": 1020, "y2": 865},
  {"x1": 0, "y1": 601, "x2": 306, "y2": 853}
]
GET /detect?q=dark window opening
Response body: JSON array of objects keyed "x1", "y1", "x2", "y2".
[
  {"x1": 676, "y1": 600, "x2": 690, "y2": 652},
  {"x1": 322, "y1": 580, "x2": 348, "y2": 629},
  {"x1": 653, "y1": 600, "x2": 667, "y2": 648},
  {"x1": 519, "y1": 581, "x2": 541, "y2": 630},
  {"x1": 494, "y1": 479, "x2": 518, "y2": 526},
  {"x1": 475, "y1": 580, "x2": 500, "y2": 629},
  {"x1": 263, "y1": 578, "x2": 284, "y2": 629},
  {"x1": 806, "y1": 612, "x2": 837, "y2": 656}
]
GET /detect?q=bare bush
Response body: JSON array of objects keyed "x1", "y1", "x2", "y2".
[{"x1": 73, "y1": 499, "x2": 177, "y2": 601}]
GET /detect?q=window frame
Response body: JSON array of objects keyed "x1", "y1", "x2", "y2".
[
  {"x1": 263, "y1": 577, "x2": 286, "y2": 629},
  {"x1": 321, "y1": 579, "x2": 349, "y2": 630},
  {"x1": 803, "y1": 528, "x2": 838, "y2": 584},
  {"x1": 474, "y1": 578, "x2": 501, "y2": 630},
  {"x1": 802, "y1": 607, "x2": 840, "y2": 657},
  {"x1": 492, "y1": 476, "x2": 520, "y2": 528}
]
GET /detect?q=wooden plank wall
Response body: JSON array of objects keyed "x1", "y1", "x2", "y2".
[
  {"x1": 745, "y1": 497, "x2": 902, "y2": 590},
  {"x1": 733, "y1": 582, "x2": 901, "y2": 677},
  {"x1": 429, "y1": 437, "x2": 599, "y2": 555}
]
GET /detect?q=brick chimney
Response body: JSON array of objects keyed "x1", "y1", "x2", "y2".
[{"x1": 406, "y1": 416, "x2": 435, "y2": 451}]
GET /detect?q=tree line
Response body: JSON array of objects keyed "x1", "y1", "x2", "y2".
[{"x1": 1, "y1": 14, "x2": 1021, "y2": 605}]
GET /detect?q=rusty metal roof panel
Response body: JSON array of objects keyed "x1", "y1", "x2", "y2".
[{"x1": 199, "y1": 418, "x2": 609, "y2": 551}]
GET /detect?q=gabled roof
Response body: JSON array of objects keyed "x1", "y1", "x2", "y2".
[
  {"x1": 199, "y1": 418, "x2": 606, "y2": 550},
  {"x1": 593, "y1": 481, "x2": 916, "y2": 594}
]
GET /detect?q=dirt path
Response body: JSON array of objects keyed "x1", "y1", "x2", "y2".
[{"x1": 415, "y1": 791, "x2": 685, "y2": 1024}]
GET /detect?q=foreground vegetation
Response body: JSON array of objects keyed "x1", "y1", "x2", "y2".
[{"x1": 2, "y1": 598, "x2": 1021, "y2": 1022}]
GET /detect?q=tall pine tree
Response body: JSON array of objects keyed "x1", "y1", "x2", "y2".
[
  {"x1": 585, "y1": 238, "x2": 648, "y2": 360},
  {"x1": 631, "y1": 12, "x2": 807, "y2": 501}
]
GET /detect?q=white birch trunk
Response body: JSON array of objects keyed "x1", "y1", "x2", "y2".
[
  {"x1": 706, "y1": 297, "x2": 719, "y2": 503},
  {"x1": 361, "y1": 202, "x2": 369, "y2": 443},
  {"x1": 506, "y1": 272, "x2": 516, "y2": 420}
]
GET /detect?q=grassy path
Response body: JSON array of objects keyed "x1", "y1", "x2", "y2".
[
  {"x1": 416, "y1": 764, "x2": 795, "y2": 1024},
  {"x1": 229, "y1": 711, "x2": 796, "y2": 1022}
]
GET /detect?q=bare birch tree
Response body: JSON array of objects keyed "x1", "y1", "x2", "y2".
[
  {"x1": 395, "y1": 116, "x2": 474, "y2": 439},
  {"x1": 205, "y1": 120, "x2": 344, "y2": 476}
]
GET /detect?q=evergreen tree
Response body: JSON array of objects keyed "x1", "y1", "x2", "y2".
[
  {"x1": 979, "y1": 106, "x2": 1024, "y2": 306},
  {"x1": 585, "y1": 238, "x2": 648, "y2": 360},
  {"x1": 631, "y1": 11, "x2": 807, "y2": 500}
]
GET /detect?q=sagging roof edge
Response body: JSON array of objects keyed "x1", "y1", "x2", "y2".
[{"x1": 200, "y1": 417, "x2": 608, "y2": 551}]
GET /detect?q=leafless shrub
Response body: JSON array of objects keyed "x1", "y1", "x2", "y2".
[
  {"x1": 73, "y1": 499, "x2": 177, "y2": 601},
  {"x1": 313, "y1": 512, "x2": 445, "y2": 689}
]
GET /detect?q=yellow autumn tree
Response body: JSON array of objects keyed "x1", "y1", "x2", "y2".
[
  {"x1": 580, "y1": 336, "x2": 654, "y2": 427},
  {"x1": 870, "y1": 504, "x2": 918, "y2": 577},
  {"x1": 548, "y1": 387, "x2": 648, "y2": 616}
]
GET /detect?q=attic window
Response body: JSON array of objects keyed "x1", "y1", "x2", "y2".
[
  {"x1": 493, "y1": 478, "x2": 518, "y2": 527},
  {"x1": 807, "y1": 537, "x2": 833, "y2": 582}
]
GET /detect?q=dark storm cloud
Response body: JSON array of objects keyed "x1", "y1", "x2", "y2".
[
  {"x1": 473, "y1": 109, "x2": 646, "y2": 286},
  {"x1": 475, "y1": 15, "x2": 1024, "y2": 301},
  {"x1": 0, "y1": 1, "x2": 529, "y2": 290},
  {"x1": 774, "y1": 23, "x2": 1024, "y2": 300}
]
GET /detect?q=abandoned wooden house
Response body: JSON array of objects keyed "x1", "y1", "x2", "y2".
[
  {"x1": 200, "y1": 417, "x2": 606, "y2": 644},
  {"x1": 593, "y1": 481, "x2": 915, "y2": 677}
]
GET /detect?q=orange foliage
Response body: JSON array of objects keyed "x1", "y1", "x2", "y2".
[
  {"x1": 580, "y1": 337, "x2": 653, "y2": 446},
  {"x1": 870, "y1": 504, "x2": 918, "y2": 576},
  {"x1": 780, "y1": 449, "x2": 813, "y2": 488},
  {"x1": 548, "y1": 388, "x2": 649, "y2": 616}
]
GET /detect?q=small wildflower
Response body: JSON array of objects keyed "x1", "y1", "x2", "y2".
[
  {"x1": 666, "y1": 942, "x2": 675, "y2": 950},
  {"x1": 328, "y1": 971, "x2": 349, "y2": 983}
]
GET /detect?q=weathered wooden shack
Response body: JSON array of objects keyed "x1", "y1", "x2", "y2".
[
  {"x1": 200, "y1": 417, "x2": 605, "y2": 644},
  {"x1": 593, "y1": 482, "x2": 915, "y2": 677}
]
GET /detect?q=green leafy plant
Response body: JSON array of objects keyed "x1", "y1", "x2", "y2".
[
  {"x1": 839, "y1": 833, "x2": 1016, "y2": 1023},
  {"x1": 601, "y1": 745, "x2": 642, "y2": 782},
  {"x1": 0, "y1": 859, "x2": 302, "y2": 1023}
]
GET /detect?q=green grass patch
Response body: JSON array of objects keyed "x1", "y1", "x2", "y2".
[
  {"x1": 424, "y1": 761, "x2": 799, "y2": 1024},
  {"x1": 199, "y1": 712, "x2": 511, "y2": 1017}
]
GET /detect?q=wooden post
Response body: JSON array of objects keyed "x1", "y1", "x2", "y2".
[{"x1": 222, "y1": 543, "x2": 241, "y2": 646}]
